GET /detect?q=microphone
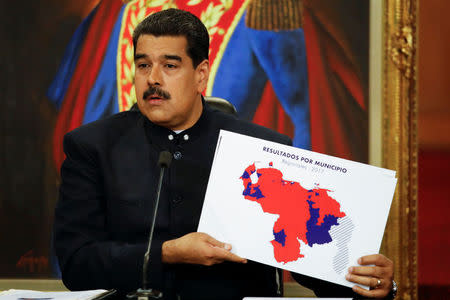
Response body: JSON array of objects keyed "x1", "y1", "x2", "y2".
[
  {"x1": 157, "y1": 151, "x2": 173, "y2": 169},
  {"x1": 127, "y1": 151, "x2": 172, "y2": 300}
]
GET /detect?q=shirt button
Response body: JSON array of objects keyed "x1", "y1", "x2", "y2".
[
  {"x1": 183, "y1": 134, "x2": 189, "y2": 141},
  {"x1": 173, "y1": 151, "x2": 182, "y2": 160},
  {"x1": 172, "y1": 195, "x2": 183, "y2": 204},
  {"x1": 168, "y1": 134, "x2": 174, "y2": 141}
]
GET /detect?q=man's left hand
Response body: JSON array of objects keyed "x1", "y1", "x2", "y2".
[{"x1": 346, "y1": 254, "x2": 394, "y2": 298}]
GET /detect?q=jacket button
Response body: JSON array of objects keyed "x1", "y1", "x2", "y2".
[
  {"x1": 172, "y1": 195, "x2": 183, "y2": 204},
  {"x1": 173, "y1": 151, "x2": 182, "y2": 160}
]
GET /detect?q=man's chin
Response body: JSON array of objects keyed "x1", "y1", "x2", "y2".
[{"x1": 142, "y1": 111, "x2": 173, "y2": 127}]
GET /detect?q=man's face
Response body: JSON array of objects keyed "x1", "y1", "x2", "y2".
[{"x1": 134, "y1": 34, "x2": 209, "y2": 130}]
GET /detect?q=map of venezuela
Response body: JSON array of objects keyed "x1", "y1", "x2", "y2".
[{"x1": 240, "y1": 162, "x2": 354, "y2": 273}]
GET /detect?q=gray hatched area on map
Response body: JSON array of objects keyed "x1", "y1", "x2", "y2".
[{"x1": 329, "y1": 216, "x2": 355, "y2": 274}]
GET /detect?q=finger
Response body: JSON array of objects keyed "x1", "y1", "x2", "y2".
[
  {"x1": 346, "y1": 273, "x2": 383, "y2": 288},
  {"x1": 348, "y1": 266, "x2": 385, "y2": 278},
  {"x1": 352, "y1": 285, "x2": 389, "y2": 298},
  {"x1": 212, "y1": 246, "x2": 247, "y2": 263},
  {"x1": 358, "y1": 254, "x2": 392, "y2": 267},
  {"x1": 202, "y1": 233, "x2": 231, "y2": 250}
]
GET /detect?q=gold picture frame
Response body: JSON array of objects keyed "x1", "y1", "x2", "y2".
[{"x1": 381, "y1": 0, "x2": 418, "y2": 299}]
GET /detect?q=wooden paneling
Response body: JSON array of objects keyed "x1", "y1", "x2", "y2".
[
  {"x1": 419, "y1": 0, "x2": 450, "y2": 150},
  {"x1": 417, "y1": 0, "x2": 450, "y2": 297}
]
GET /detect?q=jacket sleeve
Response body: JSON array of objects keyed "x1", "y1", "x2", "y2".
[{"x1": 53, "y1": 131, "x2": 166, "y2": 293}]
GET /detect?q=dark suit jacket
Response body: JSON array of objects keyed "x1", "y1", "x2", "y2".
[{"x1": 53, "y1": 103, "x2": 355, "y2": 299}]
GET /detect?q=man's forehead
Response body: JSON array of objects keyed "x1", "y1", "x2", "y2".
[{"x1": 135, "y1": 34, "x2": 188, "y2": 54}]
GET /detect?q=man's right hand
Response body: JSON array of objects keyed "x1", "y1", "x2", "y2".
[{"x1": 161, "y1": 232, "x2": 247, "y2": 266}]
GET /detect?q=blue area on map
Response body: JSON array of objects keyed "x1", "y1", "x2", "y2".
[
  {"x1": 257, "y1": 172, "x2": 262, "y2": 178},
  {"x1": 241, "y1": 171, "x2": 250, "y2": 179},
  {"x1": 305, "y1": 200, "x2": 339, "y2": 246},
  {"x1": 242, "y1": 182, "x2": 265, "y2": 199},
  {"x1": 273, "y1": 229, "x2": 286, "y2": 247}
]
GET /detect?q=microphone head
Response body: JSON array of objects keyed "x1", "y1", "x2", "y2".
[{"x1": 158, "y1": 151, "x2": 172, "y2": 168}]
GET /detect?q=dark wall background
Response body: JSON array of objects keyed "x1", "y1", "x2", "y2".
[
  {"x1": 418, "y1": 0, "x2": 450, "y2": 298},
  {"x1": 0, "y1": 0, "x2": 98, "y2": 277}
]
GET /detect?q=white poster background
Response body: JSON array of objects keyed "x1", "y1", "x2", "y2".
[{"x1": 198, "y1": 130, "x2": 397, "y2": 288}]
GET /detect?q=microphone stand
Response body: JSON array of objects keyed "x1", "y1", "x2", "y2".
[{"x1": 127, "y1": 151, "x2": 172, "y2": 300}]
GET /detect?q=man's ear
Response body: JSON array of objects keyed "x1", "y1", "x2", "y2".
[{"x1": 196, "y1": 59, "x2": 210, "y2": 93}]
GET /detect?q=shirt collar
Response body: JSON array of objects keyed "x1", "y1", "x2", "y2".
[{"x1": 141, "y1": 97, "x2": 212, "y2": 148}]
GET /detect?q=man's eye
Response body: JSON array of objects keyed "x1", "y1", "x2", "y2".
[
  {"x1": 138, "y1": 63, "x2": 149, "y2": 69},
  {"x1": 166, "y1": 64, "x2": 177, "y2": 69}
]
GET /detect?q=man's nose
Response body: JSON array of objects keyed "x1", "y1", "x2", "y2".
[{"x1": 147, "y1": 65, "x2": 162, "y2": 86}]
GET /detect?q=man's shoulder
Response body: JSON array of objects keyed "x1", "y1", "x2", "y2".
[
  {"x1": 208, "y1": 108, "x2": 292, "y2": 146},
  {"x1": 64, "y1": 111, "x2": 141, "y2": 146}
]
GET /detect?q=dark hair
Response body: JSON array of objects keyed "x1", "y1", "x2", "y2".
[{"x1": 133, "y1": 8, "x2": 209, "y2": 68}]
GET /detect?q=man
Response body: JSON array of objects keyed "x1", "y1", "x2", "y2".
[{"x1": 53, "y1": 9, "x2": 395, "y2": 299}]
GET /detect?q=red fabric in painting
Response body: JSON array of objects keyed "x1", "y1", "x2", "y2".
[
  {"x1": 252, "y1": 81, "x2": 295, "y2": 140},
  {"x1": 53, "y1": 0, "x2": 123, "y2": 169},
  {"x1": 302, "y1": 7, "x2": 368, "y2": 162}
]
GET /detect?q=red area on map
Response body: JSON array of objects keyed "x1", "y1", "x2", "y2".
[{"x1": 240, "y1": 163, "x2": 346, "y2": 263}]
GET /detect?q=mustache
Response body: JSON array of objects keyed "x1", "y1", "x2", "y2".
[{"x1": 143, "y1": 86, "x2": 171, "y2": 100}]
